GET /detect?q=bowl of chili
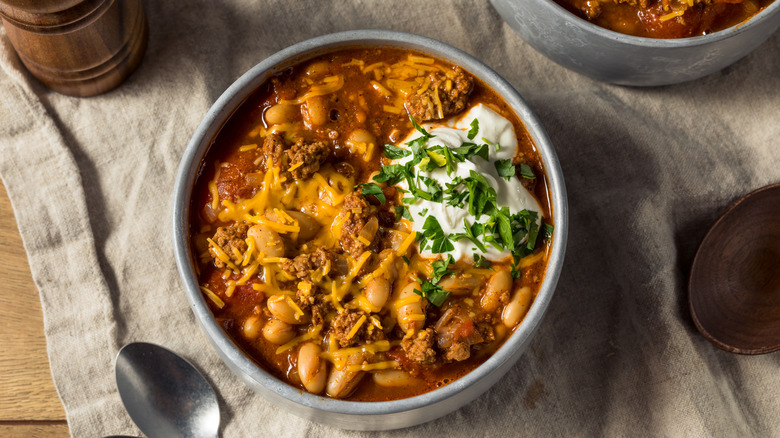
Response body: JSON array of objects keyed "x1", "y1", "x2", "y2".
[
  {"x1": 490, "y1": 0, "x2": 780, "y2": 86},
  {"x1": 172, "y1": 30, "x2": 568, "y2": 430}
]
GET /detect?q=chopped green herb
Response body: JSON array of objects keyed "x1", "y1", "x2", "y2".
[
  {"x1": 464, "y1": 171, "x2": 497, "y2": 218},
  {"x1": 473, "y1": 254, "x2": 492, "y2": 269},
  {"x1": 444, "y1": 177, "x2": 468, "y2": 208},
  {"x1": 519, "y1": 163, "x2": 535, "y2": 180},
  {"x1": 543, "y1": 223, "x2": 554, "y2": 242},
  {"x1": 450, "y1": 219, "x2": 487, "y2": 253},
  {"x1": 445, "y1": 188, "x2": 469, "y2": 208},
  {"x1": 419, "y1": 216, "x2": 454, "y2": 254},
  {"x1": 467, "y1": 119, "x2": 479, "y2": 140},
  {"x1": 441, "y1": 146, "x2": 459, "y2": 175},
  {"x1": 430, "y1": 254, "x2": 455, "y2": 283},
  {"x1": 383, "y1": 144, "x2": 411, "y2": 160},
  {"x1": 496, "y1": 208, "x2": 514, "y2": 249},
  {"x1": 356, "y1": 182, "x2": 386, "y2": 204},
  {"x1": 419, "y1": 208, "x2": 429, "y2": 216},
  {"x1": 406, "y1": 138, "x2": 425, "y2": 165},
  {"x1": 419, "y1": 175, "x2": 444, "y2": 203},
  {"x1": 410, "y1": 115, "x2": 435, "y2": 140},
  {"x1": 452, "y1": 142, "x2": 489, "y2": 161},
  {"x1": 394, "y1": 205, "x2": 412, "y2": 221},
  {"x1": 483, "y1": 137, "x2": 500, "y2": 152},
  {"x1": 414, "y1": 281, "x2": 451, "y2": 307},
  {"x1": 430, "y1": 234, "x2": 455, "y2": 253},
  {"x1": 373, "y1": 164, "x2": 411, "y2": 185},
  {"x1": 510, "y1": 261, "x2": 522, "y2": 280},
  {"x1": 402, "y1": 255, "x2": 411, "y2": 265},
  {"x1": 525, "y1": 216, "x2": 540, "y2": 252},
  {"x1": 495, "y1": 159, "x2": 515, "y2": 180}
]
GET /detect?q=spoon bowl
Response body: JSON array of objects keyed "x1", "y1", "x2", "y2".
[
  {"x1": 115, "y1": 342, "x2": 220, "y2": 438},
  {"x1": 689, "y1": 183, "x2": 780, "y2": 354}
]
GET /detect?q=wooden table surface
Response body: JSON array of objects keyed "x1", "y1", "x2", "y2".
[{"x1": 0, "y1": 181, "x2": 70, "y2": 437}]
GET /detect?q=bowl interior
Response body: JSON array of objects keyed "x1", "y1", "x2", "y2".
[
  {"x1": 172, "y1": 29, "x2": 568, "y2": 422},
  {"x1": 541, "y1": 0, "x2": 780, "y2": 46}
]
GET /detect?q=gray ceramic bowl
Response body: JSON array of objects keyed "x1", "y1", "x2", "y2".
[
  {"x1": 491, "y1": 0, "x2": 780, "y2": 86},
  {"x1": 172, "y1": 30, "x2": 568, "y2": 430}
]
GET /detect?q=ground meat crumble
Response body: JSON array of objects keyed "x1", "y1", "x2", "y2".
[
  {"x1": 330, "y1": 310, "x2": 385, "y2": 348},
  {"x1": 405, "y1": 66, "x2": 474, "y2": 122},
  {"x1": 401, "y1": 328, "x2": 438, "y2": 365},
  {"x1": 209, "y1": 222, "x2": 249, "y2": 268}
]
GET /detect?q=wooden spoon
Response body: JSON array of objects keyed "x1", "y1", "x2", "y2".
[{"x1": 689, "y1": 183, "x2": 780, "y2": 354}]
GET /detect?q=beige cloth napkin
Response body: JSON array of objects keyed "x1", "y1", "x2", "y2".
[{"x1": 1, "y1": 1, "x2": 779, "y2": 436}]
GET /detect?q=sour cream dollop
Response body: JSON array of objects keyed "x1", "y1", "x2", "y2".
[{"x1": 395, "y1": 104, "x2": 543, "y2": 262}]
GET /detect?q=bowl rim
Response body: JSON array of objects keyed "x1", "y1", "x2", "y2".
[
  {"x1": 172, "y1": 29, "x2": 568, "y2": 418},
  {"x1": 538, "y1": 0, "x2": 780, "y2": 46}
]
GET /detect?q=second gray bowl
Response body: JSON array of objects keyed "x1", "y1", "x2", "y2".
[{"x1": 491, "y1": 0, "x2": 780, "y2": 86}]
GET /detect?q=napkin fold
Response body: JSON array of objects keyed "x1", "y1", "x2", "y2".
[{"x1": 1, "y1": 1, "x2": 778, "y2": 437}]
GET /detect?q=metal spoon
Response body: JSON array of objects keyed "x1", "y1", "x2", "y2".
[{"x1": 115, "y1": 342, "x2": 220, "y2": 438}]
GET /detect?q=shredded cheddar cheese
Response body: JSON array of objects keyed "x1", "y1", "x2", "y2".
[
  {"x1": 321, "y1": 340, "x2": 391, "y2": 363},
  {"x1": 279, "y1": 75, "x2": 345, "y2": 105},
  {"x1": 199, "y1": 286, "x2": 225, "y2": 308},
  {"x1": 286, "y1": 296, "x2": 305, "y2": 318},
  {"x1": 660, "y1": 10, "x2": 685, "y2": 21},
  {"x1": 349, "y1": 251, "x2": 372, "y2": 278},
  {"x1": 395, "y1": 230, "x2": 417, "y2": 256},
  {"x1": 346, "y1": 315, "x2": 367, "y2": 339},
  {"x1": 275, "y1": 326, "x2": 322, "y2": 354},
  {"x1": 206, "y1": 238, "x2": 238, "y2": 271},
  {"x1": 345, "y1": 360, "x2": 399, "y2": 372},
  {"x1": 394, "y1": 294, "x2": 421, "y2": 308},
  {"x1": 225, "y1": 280, "x2": 237, "y2": 297}
]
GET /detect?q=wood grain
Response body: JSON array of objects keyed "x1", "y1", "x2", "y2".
[
  {"x1": 0, "y1": 423, "x2": 69, "y2": 438},
  {"x1": 0, "y1": 0, "x2": 148, "y2": 96},
  {"x1": 689, "y1": 183, "x2": 780, "y2": 354},
  {"x1": 0, "y1": 180, "x2": 69, "y2": 435}
]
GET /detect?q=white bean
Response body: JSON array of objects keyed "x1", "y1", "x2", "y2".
[
  {"x1": 242, "y1": 315, "x2": 262, "y2": 340},
  {"x1": 366, "y1": 170, "x2": 385, "y2": 188},
  {"x1": 298, "y1": 343, "x2": 327, "y2": 394},
  {"x1": 494, "y1": 323, "x2": 507, "y2": 341},
  {"x1": 264, "y1": 103, "x2": 297, "y2": 125},
  {"x1": 267, "y1": 296, "x2": 309, "y2": 325},
  {"x1": 248, "y1": 225, "x2": 285, "y2": 257},
  {"x1": 372, "y1": 370, "x2": 420, "y2": 387},
  {"x1": 346, "y1": 129, "x2": 377, "y2": 160},
  {"x1": 481, "y1": 269, "x2": 512, "y2": 312},
  {"x1": 262, "y1": 318, "x2": 295, "y2": 345},
  {"x1": 365, "y1": 276, "x2": 390, "y2": 310},
  {"x1": 287, "y1": 210, "x2": 321, "y2": 242},
  {"x1": 302, "y1": 95, "x2": 328, "y2": 126},
  {"x1": 354, "y1": 110, "x2": 366, "y2": 124},
  {"x1": 439, "y1": 274, "x2": 482, "y2": 296},
  {"x1": 502, "y1": 287, "x2": 532, "y2": 328},
  {"x1": 396, "y1": 282, "x2": 425, "y2": 333},
  {"x1": 326, "y1": 353, "x2": 365, "y2": 398},
  {"x1": 305, "y1": 61, "x2": 330, "y2": 77},
  {"x1": 347, "y1": 128, "x2": 376, "y2": 146}
]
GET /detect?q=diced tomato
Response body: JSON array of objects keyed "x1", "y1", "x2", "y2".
[{"x1": 454, "y1": 319, "x2": 475, "y2": 340}]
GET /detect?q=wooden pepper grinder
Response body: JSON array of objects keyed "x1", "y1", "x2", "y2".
[{"x1": 0, "y1": 0, "x2": 148, "y2": 97}]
